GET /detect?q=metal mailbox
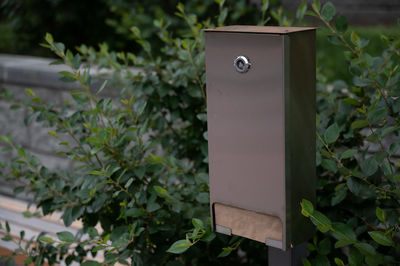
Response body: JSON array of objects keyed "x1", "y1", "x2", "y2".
[{"x1": 205, "y1": 26, "x2": 316, "y2": 251}]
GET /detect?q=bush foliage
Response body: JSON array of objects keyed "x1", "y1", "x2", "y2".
[
  {"x1": 1, "y1": 0, "x2": 400, "y2": 265},
  {"x1": 0, "y1": 0, "x2": 277, "y2": 57}
]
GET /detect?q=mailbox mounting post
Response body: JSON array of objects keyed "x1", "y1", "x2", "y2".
[{"x1": 205, "y1": 26, "x2": 316, "y2": 264}]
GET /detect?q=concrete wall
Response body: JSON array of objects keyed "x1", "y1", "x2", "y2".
[{"x1": 0, "y1": 54, "x2": 84, "y2": 199}]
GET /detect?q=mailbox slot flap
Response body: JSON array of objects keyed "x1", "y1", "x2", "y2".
[{"x1": 213, "y1": 203, "x2": 283, "y2": 245}]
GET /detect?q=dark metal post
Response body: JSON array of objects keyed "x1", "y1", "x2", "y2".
[{"x1": 268, "y1": 243, "x2": 307, "y2": 266}]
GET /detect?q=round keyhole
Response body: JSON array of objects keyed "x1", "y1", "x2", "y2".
[{"x1": 234, "y1": 55, "x2": 251, "y2": 73}]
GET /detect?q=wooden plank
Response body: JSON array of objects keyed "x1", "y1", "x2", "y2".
[{"x1": 214, "y1": 203, "x2": 283, "y2": 243}]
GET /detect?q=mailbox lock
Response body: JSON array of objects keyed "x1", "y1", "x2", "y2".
[{"x1": 234, "y1": 55, "x2": 251, "y2": 73}]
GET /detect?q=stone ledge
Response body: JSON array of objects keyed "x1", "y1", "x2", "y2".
[
  {"x1": 0, "y1": 54, "x2": 75, "y2": 91},
  {"x1": 0, "y1": 53, "x2": 141, "y2": 91}
]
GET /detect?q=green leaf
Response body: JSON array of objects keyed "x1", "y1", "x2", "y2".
[
  {"x1": 61, "y1": 208, "x2": 73, "y2": 226},
  {"x1": 148, "y1": 153, "x2": 163, "y2": 163},
  {"x1": 347, "y1": 177, "x2": 375, "y2": 199},
  {"x1": 311, "y1": 0, "x2": 321, "y2": 12},
  {"x1": 368, "y1": 231, "x2": 393, "y2": 246},
  {"x1": 96, "y1": 80, "x2": 108, "y2": 95},
  {"x1": 331, "y1": 222, "x2": 357, "y2": 242},
  {"x1": 318, "y1": 238, "x2": 331, "y2": 255},
  {"x1": 48, "y1": 130, "x2": 57, "y2": 137},
  {"x1": 351, "y1": 120, "x2": 368, "y2": 129},
  {"x1": 306, "y1": 10, "x2": 319, "y2": 18},
  {"x1": 307, "y1": 243, "x2": 316, "y2": 251},
  {"x1": 59, "y1": 71, "x2": 75, "y2": 78},
  {"x1": 39, "y1": 236, "x2": 54, "y2": 243},
  {"x1": 125, "y1": 208, "x2": 145, "y2": 217},
  {"x1": 53, "y1": 42, "x2": 65, "y2": 54},
  {"x1": 22, "y1": 211, "x2": 39, "y2": 218},
  {"x1": 13, "y1": 186, "x2": 25, "y2": 195},
  {"x1": 195, "y1": 192, "x2": 209, "y2": 203},
  {"x1": 202, "y1": 230, "x2": 216, "y2": 242},
  {"x1": 353, "y1": 76, "x2": 373, "y2": 87},
  {"x1": 343, "y1": 97, "x2": 360, "y2": 106},
  {"x1": 167, "y1": 240, "x2": 191, "y2": 254},
  {"x1": 321, "y1": 159, "x2": 337, "y2": 172},
  {"x1": 87, "y1": 227, "x2": 99, "y2": 238},
  {"x1": 310, "y1": 211, "x2": 332, "y2": 233},
  {"x1": 124, "y1": 178, "x2": 134, "y2": 189},
  {"x1": 92, "y1": 245, "x2": 107, "y2": 252},
  {"x1": 71, "y1": 205, "x2": 84, "y2": 221},
  {"x1": 380, "y1": 126, "x2": 396, "y2": 138},
  {"x1": 296, "y1": 2, "x2": 307, "y2": 20},
  {"x1": 324, "y1": 123, "x2": 340, "y2": 144},
  {"x1": 130, "y1": 26, "x2": 141, "y2": 38},
  {"x1": 71, "y1": 54, "x2": 81, "y2": 70},
  {"x1": 147, "y1": 202, "x2": 161, "y2": 212},
  {"x1": 334, "y1": 239, "x2": 353, "y2": 248},
  {"x1": 365, "y1": 254, "x2": 384, "y2": 266},
  {"x1": 334, "y1": 257, "x2": 345, "y2": 266},
  {"x1": 302, "y1": 258, "x2": 312, "y2": 266},
  {"x1": 195, "y1": 173, "x2": 209, "y2": 184},
  {"x1": 196, "y1": 113, "x2": 207, "y2": 122},
  {"x1": 1, "y1": 236, "x2": 12, "y2": 241},
  {"x1": 136, "y1": 101, "x2": 147, "y2": 116},
  {"x1": 360, "y1": 156, "x2": 378, "y2": 177},
  {"x1": 331, "y1": 185, "x2": 347, "y2": 206},
  {"x1": 218, "y1": 7, "x2": 228, "y2": 26},
  {"x1": 368, "y1": 107, "x2": 386, "y2": 123},
  {"x1": 327, "y1": 35, "x2": 342, "y2": 45},
  {"x1": 376, "y1": 207, "x2": 386, "y2": 223},
  {"x1": 81, "y1": 261, "x2": 101, "y2": 266},
  {"x1": 25, "y1": 88, "x2": 35, "y2": 97},
  {"x1": 192, "y1": 218, "x2": 204, "y2": 230},
  {"x1": 133, "y1": 166, "x2": 146, "y2": 179},
  {"x1": 340, "y1": 149, "x2": 357, "y2": 159},
  {"x1": 300, "y1": 199, "x2": 314, "y2": 217},
  {"x1": 217, "y1": 247, "x2": 232, "y2": 258},
  {"x1": 104, "y1": 253, "x2": 119, "y2": 264},
  {"x1": 311, "y1": 254, "x2": 330, "y2": 266},
  {"x1": 45, "y1": 33, "x2": 54, "y2": 44},
  {"x1": 335, "y1": 14, "x2": 348, "y2": 33},
  {"x1": 356, "y1": 242, "x2": 376, "y2": 256},
  {"x1": 89, "y1": 170, "x2": 104, "y2": 176},
  {"x1": 176, "y1": 2, "x2": 185, "y2": 13},
  {"x1": 348, "y1": 247, "x2": 362, "y2": 266},
  {"x1": 261, "y1": 0, "x2": 269, "y2": 13},
  {"x1": 154, "y1": 185, "x2": 167, "y2": 195},
  {"x1": 321, "y1": 2, "x2": 336, "y2": 22},
  {"x1": 350, "y1": 31, "x2": 359, "y2": 46},
  {"x1": 5, "y1": 221, "x2": 10, "y2": 233},
  {"x1": 57, "y1": 231, "x2": 75, "y2": 243}
]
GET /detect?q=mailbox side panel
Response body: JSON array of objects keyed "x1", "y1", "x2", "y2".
[
  {"x1": 205, "y1": 32, "x2": 286, "y2": 238},
  {"x1": 284, "y1": 30, "x2": 316, "y2": 246}
]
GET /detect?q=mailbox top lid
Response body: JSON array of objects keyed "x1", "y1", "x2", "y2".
[{"x1": 204, "y1": 25, "x2": 316, "y2": 34}]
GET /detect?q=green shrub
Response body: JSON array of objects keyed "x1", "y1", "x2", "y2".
[
  {"x1": 0, "y1": 0, "x2": 278, "y2": 57},
  {"x1": 317, "y1": 25, "x2": 400, "y2": 83},
  {"x1": 0, "y1": 1, "x2": 272, "y2": 265},
  {"x1": 1, "y1": 0, "x2": 400, "y2": 265},
  {"x1": 300, "y1": 1, "x2": 400, "y2": 265}
]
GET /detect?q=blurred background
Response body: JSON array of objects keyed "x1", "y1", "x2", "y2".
[{"x1": 0, "y1": 0, "x2": 399, "y2": 83}]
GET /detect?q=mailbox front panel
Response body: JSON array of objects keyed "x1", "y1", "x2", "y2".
[{"x1": 206, "y1": 32, "x2": 286, "y2": 230}]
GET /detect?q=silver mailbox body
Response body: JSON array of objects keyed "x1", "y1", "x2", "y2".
[{"x1": 205, "y1": 26, "x2": 316, "y2": 251}]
